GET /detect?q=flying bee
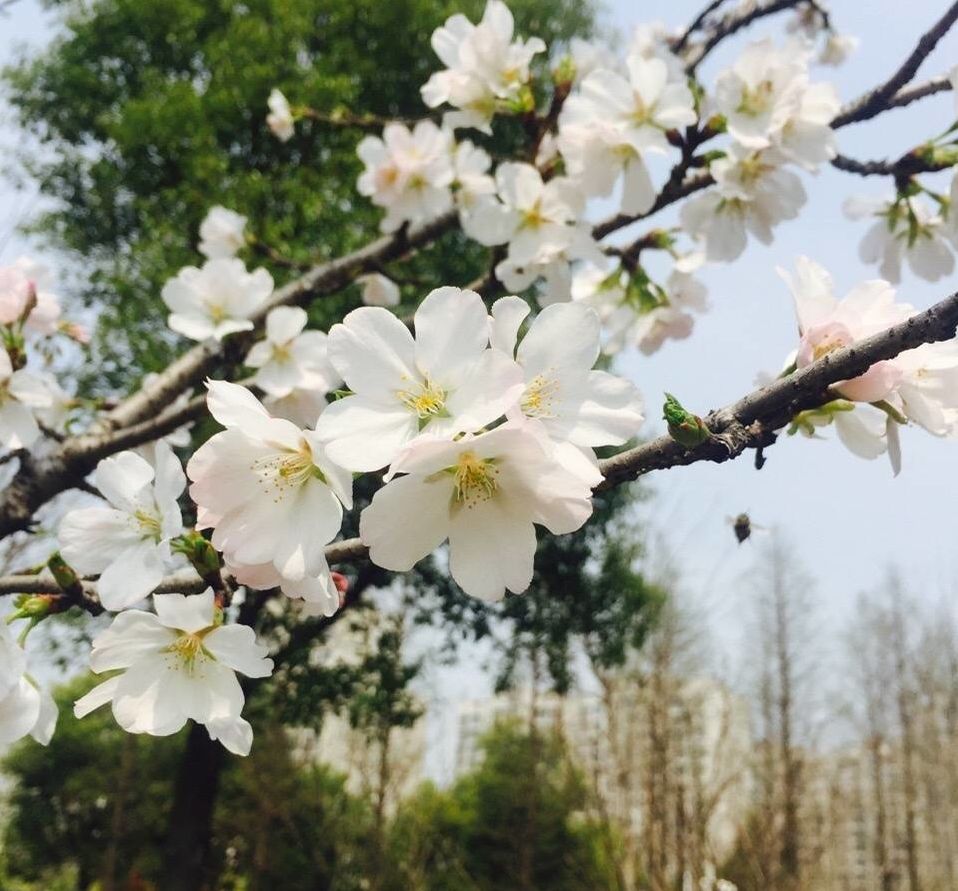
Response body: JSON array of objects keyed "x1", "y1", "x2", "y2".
[{"x1": 728, "y1": 512, "x2": 765, "y2": 544}]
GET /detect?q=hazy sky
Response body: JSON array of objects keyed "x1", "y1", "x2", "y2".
[{"x1": 2, "y1": 0, "x2": 958, "y2": 776}]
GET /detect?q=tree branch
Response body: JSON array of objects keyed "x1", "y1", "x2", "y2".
[
  {"x1": 830, "y1": 2, "x2": 958, "y2": 129},
  {"x1": 5, "y1": 288, "x2": 956, "y2": 604}
]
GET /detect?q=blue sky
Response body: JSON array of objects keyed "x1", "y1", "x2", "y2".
[{"x1": 2, "y1": 1, "x2": 958, "y2": 737}]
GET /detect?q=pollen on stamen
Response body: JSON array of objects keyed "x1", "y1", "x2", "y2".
[
  {"x1": 452, "y1": 451, "x2": 500, "y2": 510},
  {"x1": 249, "y1": 443, "x2": 317, "y2": 504},
  {"x1": 397, "y1": 377, "x2": 447, "y2": 420},
  {"x1": 521, "y1": 374, "x2": 560, "y2": 420}
]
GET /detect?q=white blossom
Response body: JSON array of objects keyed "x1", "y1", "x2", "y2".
[
  {"x1": 162, "y1": 258, "x2": 274, "y2": 342},
  {"x1": 420, "y1": 0, "x2": 545, "y2": 133},
  {"x1": 0, "y1": 260, "x2": 61, "y2": 336},
  {"x1": 267, "y1": 88, "x2": 295, "y2": 142},
  {"x1": 558, "y1": 55, "x2": 696, "y2": 214},
  {"x1": 59, "y1": 443, "x2": 186, "y2": 611},
  {"x1": 74, "y1": 589, "x2": 273, "y2": 755},
  {"x1": 199, "y1": 206, "x2": 248, "y2": 259},
  {"x1": 0, "y1": 350, "x2": 51, "y2": 450},
  {"x1": 357, "y1": 121, "x2": 454, "y2": 232},
  {"x1": 819, "y1": 33, "x2": 858, "y2": 67},
  {"x1": 314, "y1": 286, "x2": 524, "y2": 472},
  {"x1": 359, "y1": 423, "x2": 594, "y2": 601},
  {"x1": 489, "y1": 297, "x2": 645, "y2": 451},
  {"x1": 245, "y1": 306, "x2": 340, "y2": 398},
  {"x1": 681, "y1": 146, "x2": 806, "y2": 261},
  {"x1": 464, "y1": 163, "x2": 584, "y2": 266},
  {"x1": 0, "y1": 622, "x2": 56, "y2": 747},
  {"x1": 357, "y1": 273, "x2": 401, "y2": 307},
  {"x1": 844, "y1": 194, "x2": 955, "y2": 283},
  {"x1": 188, "y1": 381, "x2": 351, "y2": 590}
]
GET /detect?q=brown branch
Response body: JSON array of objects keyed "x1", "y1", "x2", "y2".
[
  {"x1": 683, "y1": 0, "x2": 807, "y2": 75},
  {"x1": 672, "y1": 0, "x2": 732, "y2": 55},
  {"x1": 830, "y1": 2, "x2": 958, "y2": 129},
  {"x1": 8, "y1": 288, "x2": 957, "y2": 602}
]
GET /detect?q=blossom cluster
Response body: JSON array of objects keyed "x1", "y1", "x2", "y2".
[{"x1": 6, "y1": 0, "x2": 958, "y2": 765}]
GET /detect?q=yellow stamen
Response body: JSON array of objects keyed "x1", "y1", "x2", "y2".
[
  {"x1": 134, "y1": 509, "x2": 163, "y2": 540},
  {"x1": 166, "y1": 632, "x2": 209, "y2": 672},
  {"x1": 250, "y1": 441, "x2": 321, "y2": 504},
  {"x1": 521, "y1": 374, "x2": 560, "y2": 419},
  {"x1": 452, "y1": 451, "x2": 499, "y2": 509},
  {"x1": 397, "y1": 377, "x2": 447, "y2": 420}
]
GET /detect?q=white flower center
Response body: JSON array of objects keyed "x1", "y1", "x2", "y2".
[
  {"x1": 250, "y1": 441, "x2": 322, "y2": 503},
  {"x1": 521, "y1": 374, "x2": 560, "y2": 419},
  {"x1": 451, "y1": 451, "x2": 500, "y2": 509}
]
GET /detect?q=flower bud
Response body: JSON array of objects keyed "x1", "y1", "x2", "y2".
[{"x1": 663, "y1": 393, "x2": 711, "y2": 447}]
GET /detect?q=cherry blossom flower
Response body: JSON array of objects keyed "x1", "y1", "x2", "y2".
[
  {"x1": 558, "y1": 55, "x2": 696, "y2": 214},
  {"x1": 781, "y1": 256, "x2": 911, "y2": 403},
  {"x1": 844, "y1": 194, "x2": 955, "y2": 283},
  {"x1": 680, "y1": 147, "x2": 806, "y2": 261},
  {"x1": 0, "y1": 261, "x2": 61, "y2": 336},
  {"x1": 266, "y1": 88, "x2": 295, "y2": 142},
  {"x1": 420, "y1": 0, "x2": 545, "y2": 133},
  {"x1": 714, "y1": 39, "x2": 809, "y2": 149},
  {"x1": 58, "y1": 443, "x2": 186, "y2": 611},
  {"x1": 357, "y1": 273, "x2": 401, "y2": 307},
  {"x1": 187, "y1": 381, "x2": 352, "y2": 587},
  {"x1": 199, "y1": 206, "x2": 248, "y2": 259},
  {"x1": 819, "y1": 33, "x2": 859, "y2": 66},
  {"x1": 314, "y1": 286, "x2": 523, "y2": 472},
  {"x1": 357, "y1": 121, "x2": 454, "y2": 232},
  {"x1": 245, "y1": 306, "x2": 340, "y2": 398},
  {"x1": 464, "y1": 164, "x2": 584, "y2": 266},
  {"x1": 628, "y1": 22, "x2": 685, "y2": 80},
  {"x1": 0, "y1": 622, "x2": 56, "y2": 746},
  {"x1": 359, "y1": 423, "x2": 594, "y2": 600},
  {"x1": 488, "y1": 297, "x2": 645, "y2": 449},
  {"x1": 74, "y1": 589, "x2": 273, "y2": 755},
  {"x1": 571, "y1": 258, "x2": 708, "y2": 355},
  {"x1": 0, "y1": 349, "x2": 52, "y2": 450},
  {"x1": 162, "y1": 258, "x2": 273, "y2": 342},
  {"x1": 227, "y1": 558, "x2": 341, "y2": 618},
  {"x1": 452, "y1": 140, "x2": 496, "y2": 226},
  {"x1": 775, "y1": 81, "x2": 840, "y2": 170}
]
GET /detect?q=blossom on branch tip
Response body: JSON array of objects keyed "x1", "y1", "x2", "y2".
[
  {"x1": 245, "y1": 306, "x2": 340, "y2": 398},
  {"x1": 420, "y1": 0, "x2": 545, "y2": 133},
  {"x1": 199, "y1": 206, "x2": 248, "y2": 259},
  {"x1": 357, "y1": 273, "x2": 401, "y2": 308},
  {"x1": 74, "y1": 589, "x2": 273, "y2": 756},
  {"x1": 359, "y1": 423, "x2": 594, "y2": 601},
  {"x1": 357, "y1": 121, "x2": 454, "y2": 233},
  {"x1": 267, "y1": 88, "x2": 295, "y2": 142},
  {"x1": 162, "y1": 257, "x2": 273, "y2": 342},
  {"x1": 58, "y1": 443, "x2": 186, "y2": 611},
  {"x1": 314, "y1": 286, "x2": 524, "y2": 472},
  {"x1": 0, "y1": 621, "x2": 56, "y2": 747},
  {"x1": 0, "y1": 259, "x2": 61, "y2": 337},
  {"x1": 0, "y1": 350, "x2": 52, "y2": 450}
]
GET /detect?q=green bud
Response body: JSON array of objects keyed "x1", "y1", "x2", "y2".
[
  {"x1": 48, "y1": 552, "x2": 80, "y2": 593},
  {"x1": 552, "y1": 56, "x2": 576, "y2": 87},
  {"x1": 663, "y1": 393, "x2": 711, "y2": 448},
  {"x1": 172, "y1": 531, "x2": 221, "y2": 579},
  {"x1": 9, "y1": 594, "x2": 58, "y2": 621},
  {"x1": 787, "y1": 399, "x2": 854, "y2": 437}
]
